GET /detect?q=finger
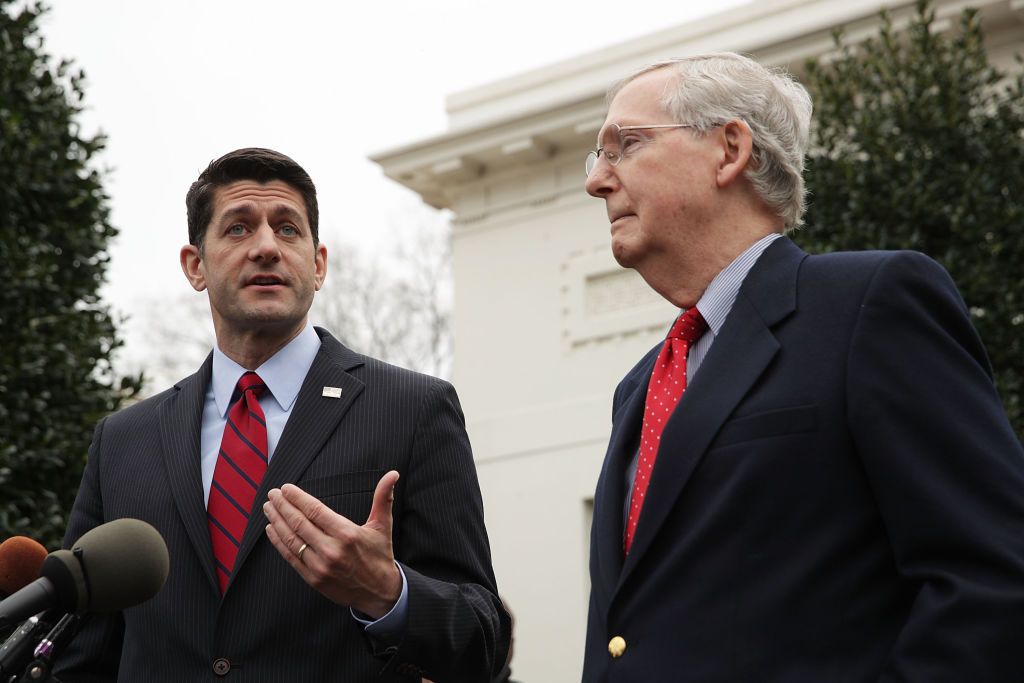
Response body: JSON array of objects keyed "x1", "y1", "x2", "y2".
[
  {"x1": 280, "y1": 483, "x2": 353, "y2": 538},
  {"x1": 265, "y1": 522, "x2": 319, "y2": 583},
  {"x1": 262, "y1": 495, "x2": 304, "y2": 562},
  {"x1": 264, "y1": 487, "x2": 331, "y2": 557},
  {"x1": 365, "y1": 470, "x2": 400, "y2": 536}
]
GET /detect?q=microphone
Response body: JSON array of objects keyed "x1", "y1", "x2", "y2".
[
  {"x1": 0, "y1": 538, "x2": 53, "y2": 676},
  {"x1": 0, "y1": 538, "x2": 48, "y2": 599},
  {"x1": 32, "y1": 612, "x2": 81, "y2": 662},
  {"x1": 0, "y1": 519, "x2": 169, "y2": 628},
  {"x1": 0, "y1": 612, "x2": 56, "y2": 676}
]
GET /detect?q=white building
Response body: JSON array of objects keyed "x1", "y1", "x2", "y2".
[{"x1": 372, "y1": 1, "x2": 1024, "y2": 679}]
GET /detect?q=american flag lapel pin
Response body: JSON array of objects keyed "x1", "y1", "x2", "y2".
[{"x1": 322, "y1": 386, "x2": 342, "y2": 399}]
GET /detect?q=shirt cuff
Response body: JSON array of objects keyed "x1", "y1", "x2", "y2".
[{"x1": 350, "y1": 562, "x2": 408, "y2": 640}]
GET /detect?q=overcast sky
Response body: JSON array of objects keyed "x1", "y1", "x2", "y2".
[{"x1": 37, "y1": 0, "x2": 751, "y2": 382}]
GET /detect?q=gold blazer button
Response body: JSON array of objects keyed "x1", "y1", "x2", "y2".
[{"x1": 608, "y1": 636, "x2": 626, "y2": 658}]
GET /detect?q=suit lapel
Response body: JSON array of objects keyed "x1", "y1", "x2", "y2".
[
  {"x1": 159, "y1": 354, "x2": 220, "y2": 594},
  {"x1": 230, "y1": 332, "x2": 366, "y2": 585},
  {"x1": 592, "y1": 353, "x2": 655, "y2": 589},
  {"x1": 619, "y1": 237, "x2": 806, "y2": 584}
]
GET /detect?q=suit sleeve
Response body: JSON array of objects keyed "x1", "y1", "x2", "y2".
[
  {"x1": 51, "y1": 418, "x2": 124, "y2": 683},
  {"x1": 847, "y1": 251, "x2": 1024, "y2": 680},
  {"x1": 374, "y1": 379, "x2": 511, "y2": 681}
]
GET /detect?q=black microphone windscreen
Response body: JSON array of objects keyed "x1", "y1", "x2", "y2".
[
  {"x1": 40, "y1": 551, "x2": 88, "y2": 614},
  {"x1": 70, "y1": 519, "x2": 169, "y2": 613}
]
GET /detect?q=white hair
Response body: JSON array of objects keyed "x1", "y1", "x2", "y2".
[{"x1": 609, "y1": 53, "x2": 813, "y2": 230}]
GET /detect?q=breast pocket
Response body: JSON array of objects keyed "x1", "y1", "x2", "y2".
[
  {"x1": 714, "y1": 405, "x2": 818, "y2": 448},
  {"x1": 296, "y1": 469, "x2": 383, "y2": 524}
]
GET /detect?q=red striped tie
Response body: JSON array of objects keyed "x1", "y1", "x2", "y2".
[
  {"x1": 208, "y1": 372, "x2": 268, "y2": 593},
  {"x1": 624, "y1": 307, "x2": 707, "y2": 555}
]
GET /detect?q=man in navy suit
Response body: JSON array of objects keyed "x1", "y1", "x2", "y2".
[
  {"x1": 56, "y1": 148, "x2": 509, "y2": 681},
  {"x1": 582, "y1": 53, "x2": 1024, "y2": 682}
]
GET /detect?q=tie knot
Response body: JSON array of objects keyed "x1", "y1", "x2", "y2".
[
  {"x1": 236, "y1": 372, "x2": 266, "y2": 398},
  {"x1": 668, "y1": 307, "x2": 708, "y2": 344}
]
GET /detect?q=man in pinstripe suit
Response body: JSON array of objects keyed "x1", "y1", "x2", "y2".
[{"x1": 55, "y1": 148, "x2": 509, "y2": 681}]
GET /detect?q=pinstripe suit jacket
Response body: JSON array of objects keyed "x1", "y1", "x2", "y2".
[{"x1": 55, "y1": 329, "x2": 509, "y2": 682}]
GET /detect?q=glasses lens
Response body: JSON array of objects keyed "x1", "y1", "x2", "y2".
[
  {"x1": 585, "y1": 151, "x2": 598, "y2": 177},
  {"x1": 605, "y1": 124, "x2": 621, "y2": 159}
]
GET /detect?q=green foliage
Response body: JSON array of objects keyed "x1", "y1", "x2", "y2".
[
  {"x1": 800, "y1": 0, "x2": 1024, "y2": 437},
  {"x1": 0, "y1": 1, "x2": 142, "y2": 548}
]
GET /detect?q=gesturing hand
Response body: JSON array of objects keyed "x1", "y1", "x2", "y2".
[{"x1": 263, "y1": 470, "x2": 403, "y2": 620}]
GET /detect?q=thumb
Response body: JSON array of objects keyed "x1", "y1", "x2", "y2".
[{"x1": 365, "y1": 470, "x2": 400, "y2": 535}]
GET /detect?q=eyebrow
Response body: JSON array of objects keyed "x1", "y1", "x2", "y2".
[{"x1": 216, "y1": 203, "x2": 305, "y2": 225}]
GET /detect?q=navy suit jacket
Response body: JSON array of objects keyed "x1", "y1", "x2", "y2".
[
  {"x1": 56, "y1": 329, "x2": 509, "y2": 682},
  {"x1": 584, "y1": 237, "x2": 1024, "y2": 682}
]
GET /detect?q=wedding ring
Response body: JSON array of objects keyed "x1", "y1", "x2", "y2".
[{"x1": 297, "y1": 542, "x2": 308, "y2": 562}]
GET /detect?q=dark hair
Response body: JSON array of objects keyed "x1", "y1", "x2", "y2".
[{"x1": 185, "y1": 148, "x2": 319, "y2": 248}]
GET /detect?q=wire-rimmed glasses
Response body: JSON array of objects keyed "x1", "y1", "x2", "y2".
[{"x1": 585, "y1": 123, "x2": 701, "y2": 176}]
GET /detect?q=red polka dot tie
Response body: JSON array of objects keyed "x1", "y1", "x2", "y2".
[
  {"x1": 208, "y1": 372, "x2": 269, "y2": 593},
  {"x1": 624, "y1": 307, "x2": 708, "y2": 555}
]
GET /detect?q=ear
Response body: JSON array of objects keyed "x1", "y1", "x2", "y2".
[
  {"x1": 313, "y1": 243, "x2": 327, "y2": 291},
  {"x1": 180, "y1": 244, "x2": 207, "y2": 292},
  {"x1": 716, "y1": 119, "x2": 754, "y2": 189}
]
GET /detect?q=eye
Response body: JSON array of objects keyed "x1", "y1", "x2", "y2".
[
  {"x1": 620, "y1": 134, "x2": 644, "y2": 153},
  {"x1": 227, "y1": 224, "x2": 246, "y2": 236},
  {"x1": 279, "y1": 224, "x2": 299, "y2": 236}
]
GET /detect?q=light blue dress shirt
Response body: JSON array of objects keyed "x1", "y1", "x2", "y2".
[
  {"x1": 685, "y1": 232, "x2": 782, "y2": 379},
  {"x1": 624, "y1": 233, "x2": 783, "y2": 504},
  {"x1": 199, "y1": 322, "x2": 408, "y2": 637}
]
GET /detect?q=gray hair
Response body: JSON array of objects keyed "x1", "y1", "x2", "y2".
[{"x1": 609, "y1": 53, "x2": 813, "y2": 230}]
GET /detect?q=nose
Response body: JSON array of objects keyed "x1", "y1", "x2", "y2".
[
  {"x1": 585, "y1": 158, "x2": 617, "y2": 198},
  {"x1": 248, "y1": 222, "x2": 280, "y2": 261}
]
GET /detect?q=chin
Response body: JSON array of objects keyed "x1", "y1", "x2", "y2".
[
  {"x1": 230, "y1": 304, "x2": 300, "y2": 329},
  {"x1": 610, "y1": 241, "x2": 640, "y2": 269}
]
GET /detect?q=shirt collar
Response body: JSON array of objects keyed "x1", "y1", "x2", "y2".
[
  {"x1": 694, "y1": 232, "x2": 783, "y2": 337},
  {"x1": 211, "y1": 322, "x2": 322, "y2": 417}
]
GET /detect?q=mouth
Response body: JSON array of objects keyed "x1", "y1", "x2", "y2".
[
  {"x1": 246, "y1": 274, "x2": 286, "y2": 288},
  {"x1": 609, "y1": 213, "x2": 635, "y2": 229}
]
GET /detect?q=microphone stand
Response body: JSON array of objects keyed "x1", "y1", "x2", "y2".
[
  {"x1": 0, "y1": 611, "x2": 57, "y2": 683},
  {"x1": 16, "y1": 614, "x2": 80, "y2": 683}
]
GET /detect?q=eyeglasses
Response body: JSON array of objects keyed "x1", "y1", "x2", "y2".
[{"x1": 585, "y1": 123, "x2": 701, "y2": 177}]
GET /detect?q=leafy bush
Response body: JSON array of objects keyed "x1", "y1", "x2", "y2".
[
  {"x1": 800, "y1": 0, "x2": 1023, "y2": 438},
  {"x1": 0, "y1": 1, "x2": 142, "y2": 548}
]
